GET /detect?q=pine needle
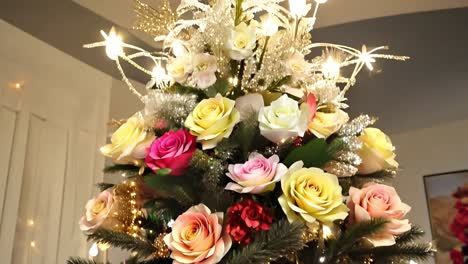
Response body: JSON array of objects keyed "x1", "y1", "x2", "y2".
[
  {"x1": 395, "y1": 226, "x2": 425, "y2": 244},
  {"x1": 67, "y1": 257, "x2": 97, "y2": 264},
  {"x1": 349, "y1": 242, "x2": 435, "y2": 263},
  {"x1": 87, "y1": 229, "x2": 156, "y2": 258},
  {"x1": 223, "y1": 220, "x2": 306, "y2": 264}
]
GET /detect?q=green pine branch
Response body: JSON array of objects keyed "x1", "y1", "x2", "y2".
[
  {"x1": 96, "y1": 182, "x2": 115, "y2": 191},
  {"x1": 87, "y1": 229, "x2": 156, "y2": 259},
  {"x1": 67, "y1": 257, "x2": 97, "y2": 264},
  {"x1": 395, "y1": 226, "x2": 425, "y2": 244},
  {"x1": 349, "y1": 242, "x2": 435, "y2": 263},
  {"x1": 103, "y1": 164, "x2": 141, "y2": 175},
  {"x1": 223, "y1": 220, "x2": 307, "y2": 264},
  {"x1": 328, "y1": 218, "x2": 389, "y2": 260}
]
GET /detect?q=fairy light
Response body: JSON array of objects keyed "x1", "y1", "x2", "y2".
[
  {"x1": 89, "y1": 243, "x2": 99, "y2": 257},
  {"x1": 97, "y1": 242, "x2": 111, "y2": 251},
  {"x1": 322, "y1": 225, "x2": 333, "y2": 239},
  {"x1": 102, "y1": 28, "x2": 124, "y2": 60},
  {"x1": 30, "y1": 241, "x2": 36, "y2": 248},
  {"x1": 319, "y1": 256, "x2": 326, "y2": 263},
  {"x1": 262, "y1": 15, "x2": 278, "y2": 37},
  {"x1": 289, "y1": 0, "x2": 308, "y2": 17},
  {"x1": 322, "y1": 56, "x2": 340, "y2": 79},
  {"x1": 27, "y1": 219, "x2": 34, "y2": 227},
  {"x1": 171, "y1": 41, "x2": 187, "y2": 57}
]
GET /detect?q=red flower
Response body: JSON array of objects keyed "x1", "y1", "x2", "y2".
[
  {"x1": 450, "y1": 249, "x2": 464, "y2": 264},
  {"x1": 226, "y1": 199, "x2": 273, "y2": 245},
  {"x1": 451, "y1": 201, "x2": 468, "y2": 244}
]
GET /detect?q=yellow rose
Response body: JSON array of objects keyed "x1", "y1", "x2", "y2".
[
  {"x1": 100, "y1": 113, "x2": 155, "y2": 166},
  {"x1": 308, "y1": 109, "x2": 349, "y2": 139},
  {"x1": 357, "y1": 128, "x2": 399, "y2": 174},
  {"x1": 278, "y1": 161, "x2": 349, "y2": 225},
  {"x1": 185, "y1": 94, "x2": 240, "y2": 150}
]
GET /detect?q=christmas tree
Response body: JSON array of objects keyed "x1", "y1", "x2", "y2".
[{"x1": 69, "y1": 0, "x2": 435, "y2": 263}]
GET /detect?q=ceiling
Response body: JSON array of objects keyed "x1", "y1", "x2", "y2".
[{"x1": 74, "y1": 0, "x2": 468, "y2": 43}]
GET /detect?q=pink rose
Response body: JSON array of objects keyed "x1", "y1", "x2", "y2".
[
  {"x1": 145, "y1": 129, "x2": 197, "y2": 176},
  {"x1": 164, "y1": 204, "x2": 232, "y2": 264},
  {"x1": 347, "y1": 183, "x2": 412, "y2": 247},
  {"x1": 225, "y1": 152, "x2": 287, "y2": 194},
  {"x1": 79, "y1": 190, "x2": 122, "y2": 233}
]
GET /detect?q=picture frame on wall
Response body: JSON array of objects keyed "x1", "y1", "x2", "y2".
[{"x1": 423, "y1": 170, "x2": 468, "y2": 263}]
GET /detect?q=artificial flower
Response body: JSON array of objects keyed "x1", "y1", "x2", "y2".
[
  {"x1": 284, "y1": 51, "x2": 312, "y2": 80},
  {"x1": 308, "y1": 108, "x2": 349, "y2": 139},
  {"x1": 357, "y1": 128, "x2": 399, "y2": 174},
  {"x1": 278, "y1": 161, "x2": 349, "y2": 226},
  {"x1": 225, "y1": 152, "x2": 287, "y2": 194},
  {"x1": 167, "y1": 55, "x2": 192, "y2": 83},
  {"x1": 235, "y1": 93, "x2": 264, "y2": 120},
  {"x1": 145, "y1": 129, "x2": 196, "y2": 176},
  {"x1": 450, "y1": 200, "x2": 468, "y2": 244},
  {"x1": 192, "y1": 53, "x2": 217, "y2": 89},
  {"x1": 79, "y1": 189, "x2": 122, "y2": 233},
  {"x1": 450, "y1": 249, "x2": 464, "y2": 264},
  {"x1": 226, "y1": 22, "x2": 257, "y2": 61},
  {"x1": 258, "y1": 94, "x2": 310, "y2": 143},
  {"x1": 100, "y1": 113, "x2": 155, "y2": 167},
  {"x1": 347, "y1": 183, "x2": 412, "y2": 247},
  {"x1": 185, "y1": 94, "x2": 240, "y2": 149},
  {"x1": 226, "y1": 199, "x2": 273, "y2": 245},
  {"x1": 164, "y1": 204, "x2": 232, "y2": 264}
]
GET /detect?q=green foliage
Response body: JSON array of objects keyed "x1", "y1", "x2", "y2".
[
  {"x1": 326, "y1": 137, "x2": 346, "y2": 157},
  {"x1": 143, "y1": 173, "x2": 195, "y2": 207},
  {"x1": 204, "y1": 79, "x2": 230, "y2": 97},
  {"x1": 168, "y1": 83, "x2": 207, "y2": 100},
  {"x1": 348, "y1": 243, "x2": 435, "y2": 263},
  {"x1": 395, "y1": 226, "x2": 425, "y2": 244},
  {"x1": 87, "y1": 229, "x2": 156, "y2": 259},
  {"x1": 284, "y1": 139, "x2": 333, "y2": 167},
  {"x1": 267, "y1": 76, "x2": 292, "y2": 92},
  {"x1": 96, "y1": 182, "x2": 115, "y2": 191},
  {"x1": 67, "y1": 257, "x2": 97, "y2": 264},
  {"x1": 223, "y1": 220, "x2": 307, "y2": 264},
  {"x1": 327, "y1": 218, "x2": 389, "y2": 260}
]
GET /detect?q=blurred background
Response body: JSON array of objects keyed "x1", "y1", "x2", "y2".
[{"x1": 0, "y1": 1, "x2": 467, "y2": 263}]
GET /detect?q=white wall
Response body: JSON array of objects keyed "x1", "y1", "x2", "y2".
[
  {"x1": 391, "y1": 119, "x2": 468, "y2": 246},
  {"x1": 0, "y1": 19, "x2": 112, "y2": 263}
]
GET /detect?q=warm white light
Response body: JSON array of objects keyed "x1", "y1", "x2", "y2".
[
  {"x1": 359, "y1": 45, "x2": 376, "y2": 71},
  {"x1": 152, "y1": 64, "x2": 167, "y2": 79},
  {"x1": 322, "y1": 56, "x2": 340, "y2": 79},
  {"x1": 262, "y1": 15, "x2": 279, "y2": 37},
  {"x1": 315, "y1": 0, "x2": 328, "y2": 3},
  {"x1": 14, "y1": 83, "x2": 21, "y2": 89},
  {"x1": 322, "y1": 225, "x2": 333, "y2": 239},
  {"x1": 97, "y1": 242, "x2": 111, "y2": 251},
  {"x1": 89, "y1": 242, "x2": 99, "y2": 257},
  {"x1": 27, "y1": 219, "x2": 34, "y2": 227},
  {"x1": 103, "y1": 28, "x2": 123, "y2": 60},
  {"x1": 289, "y1": 0, "x2": 309, "y2": 17},
  {"x1": 409, "y1": 261, "x2": 417, "y2": 264},
  {"x1": 319, "y1": 256, "x2": 326, "y2": 263},
  {"x1": 30, "y1": 241, "x2": 36, "y2": 248},
  {"x1": 171, "y1": 41, "x2": 187, "y2": 57}
]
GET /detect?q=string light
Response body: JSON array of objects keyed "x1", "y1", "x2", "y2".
[
  {"x1": 30, "y1": 241, "x2": 36, "y2": 248},
  {"x1": 322, "y1": 56, "x2": 340, "y2": 79},
  {"x1": 88, "y1": 243, "x2": 99, "y2": 257},
  {"x1": 27, "y1": 219, "x2": 34, "y2": 227},
  {"x1": 97, "y1": 242, "x2": 111, "y2": 251},
  {"x1": 359, "y1": 45, "x2": 376, "y2": 71},
  {"x1": 289, "y1": 0, "x2": 309, "y2": 17},
  {"x1": 322, "y1": 225, "x2": 333, "y2": 239},
  {"x1": 102, "y1": 28, "x2": 124, "y2": 60},
  {"x1": 261, "y1": 15, "x2": 279, "y2": 37}
]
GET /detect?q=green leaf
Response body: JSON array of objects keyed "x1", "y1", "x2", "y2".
[
  {"x1": 156, "y1": 168, "x2": 172, "y2": 176},
  {"x1": 143, "y1": 174, "x2": 194, "y2": 206},
  {"x1": 284, "y1": 138, "x2": 333, "y2": 167},
  {"x1": 204, "y1": 79, "x2": 230, "y2": 97},
  {"x1": 168, "y1": 83, "x2": 207, "y2": 99},
  {"x1": 267, "y1": 75, "x2": 292, "y2": 92}
]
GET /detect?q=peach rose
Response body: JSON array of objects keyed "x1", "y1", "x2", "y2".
[
  {"x1": 164, "y1": 204, "x2": 232, "y2": 264},
  {"x1": 347, "y1": 183, "x2": 412, "y2": 247},
  {"x1": 79, "y1": 190, "x2": 123, "y2": 233}
]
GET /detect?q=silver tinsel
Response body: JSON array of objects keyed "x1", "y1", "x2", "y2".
[
  {"x1": 324, "y1": 161, "x2": 358, "y2": 178},
  {"x1": 340, "y1": 136, "x2": 363, "y2": 152},
  {"x1": 334, "y1": 151, "x2": 362, "y2": 166},
  {"x1": 143, "y1": 90, "x2": 197, "y2": 126},
  {"x1": 338, "y1": 115, "x2": 377, "y2": 137}
]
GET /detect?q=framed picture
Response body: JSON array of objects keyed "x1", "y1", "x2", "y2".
[{"x1": 424, "y1": 170, "x2": 468, "y2": 263}]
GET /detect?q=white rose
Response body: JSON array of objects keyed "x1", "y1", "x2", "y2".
[
  {"x1": 285, "y1": 51, "x2": 312, "y2": 80},
  {"x1": 167, "y1": 55, "x2": 192, "y2": 83},
  {"x1": 226, "y1": 22, "x2": 257, "y2": 61},
  {"x1": 258, "y1": 94, "x2": 310, "y2": 143},
  {"x1": 192, "y1": 53, "x2": 217, "y2": 89},
  {"x1": 308, "y1": 109, "x2": 349, "y2": 139}
]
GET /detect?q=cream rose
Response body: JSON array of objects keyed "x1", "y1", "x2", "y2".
[
  {"x1": 357, "y1": 128, "x2": 399, "y2": 174},
  {"x1": 258, "y1": 94, "x2": 310, "y2": 143},
  {"x1": 226, "y1": 22, "x2": 257, "y2": 61},
  {"x1": 278, "y1": 161, "x2": 349, "y2": 225},
  {"x1": 100, "y1": 113, "x2": 155, "y2": 167},
  {"x1": 79, "y1": 190, "x2": 123, "y2": 233},
  {"x1": 347, "y1": 183, "x2": 411, "y2": 246},
  {"x1": 308, "y1": 109, "x2": 349, "y2": 139},
  {"x1": 185, "y1": 94, "x2": 240, "y2": 149},
  {"x1": 284, "y1": 51, "x2": 312, "y2": 80},
  {"x1": 192, "y1": 53, "x2": 218, "y2": 89},
  {"x1": 167, "y1": 55, "x2": 192, "y2": 83}
]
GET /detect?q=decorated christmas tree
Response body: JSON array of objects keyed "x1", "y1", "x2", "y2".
[{"x1": 68, "y1": 0, "x2": 436, "y2": 263}]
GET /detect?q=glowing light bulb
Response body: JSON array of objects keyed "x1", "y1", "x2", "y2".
[
  {"x1": 322, "y1": 225, "x2": 333, "y2": 239},
  {"x1": 152, "y1": 65, "x2": 167, "y2": 79},
  {"x1": 97, "y1": 242, "x2": 110, "y2": 251},
  {"x1": 30, "y1": 241, "x2": 36, "y2": 248},
  {"x1": 359, "y1": 45, "x2": 376, "y2": 71},
  {"x1": 322, "y1": 56, "x2": 340, "y2": 79},
  {"x1": 27, "y1": 219, "x2": 34, "y2": 227},
  {"x1": 319, "y1": 256, "x2": 326, "y2": 263},
  {"x1": 89, "y1": 242, "x2": 99, "y2": 257},
  {"x1": 103, "y1": 28, "x2": 123, "y2": 60},
  {"x1": 289, "y1": 0, "x2": 308, "y2": 17},
  {"x1": 409, "y1": 261, "x2": 417, "y2": 264},
  {"x1": 15, "y1": 83, "x2": 21, "y2": 89},
  {"x1": 262, "y1": 15, "x2": 279, "y2": 37},
  {"x1": 315, "y1": 0, "x2": 328, "y2": 3}
]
